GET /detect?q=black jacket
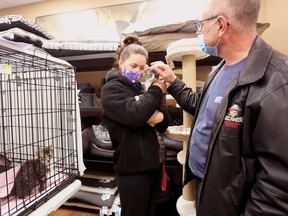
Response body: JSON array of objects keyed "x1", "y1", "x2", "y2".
[
  {"x1": 168, "y1": 36, "x2": 288, "y2": 215},
  {"x1": 101, "y1": 69, "x2": 170, "y2": 174}
]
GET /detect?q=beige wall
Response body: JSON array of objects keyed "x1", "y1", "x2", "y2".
[
  {"x1": 260, "y1": 0, "x2": 288, "y2": 55},
  {"x1": 0, "y1": 0, "x2": 137, "y2": 20},
  {"x1": 0, "y1": 0, "x2": 287, "y2": 55}
]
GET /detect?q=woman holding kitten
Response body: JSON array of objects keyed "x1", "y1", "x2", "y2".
[{"x1": 101, "y1": 35, "x2": 170, "y2": 216}]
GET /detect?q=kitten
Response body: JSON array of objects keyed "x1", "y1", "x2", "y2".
[
  {"x1": 0, "y1": 144, "x2": 53, "y2": 203},
  {"x1": 144, "y1": 69, "x2": 167, "y2": 110},
  {"x1": 143, "y1": 69, "x2": 159, "y2": 91}
]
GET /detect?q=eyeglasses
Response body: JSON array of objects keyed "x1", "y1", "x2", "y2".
[{"x1": 194, "y1": 15, "x2": 219, "y2": 32}]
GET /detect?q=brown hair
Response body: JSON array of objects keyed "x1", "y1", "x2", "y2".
[{"x1": 113, "y1": 35, "x2": 148, "y2": 70}]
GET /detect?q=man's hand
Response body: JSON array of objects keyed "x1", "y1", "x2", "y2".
[{"x1": 150, "y1": 61, "x2": 177, "y2": 84}]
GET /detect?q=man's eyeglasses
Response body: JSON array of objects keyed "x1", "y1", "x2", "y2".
[{"x1": 194, "y1": 15, "x2": 219, "y2": 32}]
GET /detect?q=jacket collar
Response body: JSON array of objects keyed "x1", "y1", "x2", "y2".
[
  {"x1": 211, "y1": 36, "x2": 273, "y2": 86},
  {"x1": 237, "y1": 35, "x2": 273, "y2": 85}
]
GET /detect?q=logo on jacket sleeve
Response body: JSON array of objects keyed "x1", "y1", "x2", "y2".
[{"x1": 224, "y1": 104, "x2": 243, "y2": 128}]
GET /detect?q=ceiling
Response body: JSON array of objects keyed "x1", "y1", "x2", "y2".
[{"x1": 0, "y1": 0, "x2": 46, "y2": 10}]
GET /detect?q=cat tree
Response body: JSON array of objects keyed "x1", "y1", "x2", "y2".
[{"x1": 165, "y1": 38, "x2": 209, "y2": 216}]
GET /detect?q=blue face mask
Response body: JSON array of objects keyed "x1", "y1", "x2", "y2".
[
  {"x1": 122, "y1": 68, "x2": 143, "y2": 83},
  {"x1": 197, "y1": 34, "x2": 221, "y2": 56},
  {"x1": 197, "y1": 20, "x2": 221, "y2": 57}
]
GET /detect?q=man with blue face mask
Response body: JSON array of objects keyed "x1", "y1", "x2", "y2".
[{"x1": 150, "y1": 0, "x2": 288, "y2": 215}]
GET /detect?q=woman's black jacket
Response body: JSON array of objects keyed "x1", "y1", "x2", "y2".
[{"x1": 101, "y1": 69, "x2": 170, "y2": 174}]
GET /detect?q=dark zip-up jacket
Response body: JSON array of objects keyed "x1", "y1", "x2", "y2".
[
  {"x1": 101, "y1": 68, "x2": 170, "y2": 174},
  {"x1": 168, "y1": 36, "x2": 288, "y2": 215}
]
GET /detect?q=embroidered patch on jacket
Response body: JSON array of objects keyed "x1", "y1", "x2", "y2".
[{"x1": 224, "y1": 104, "x2": 243, "y2": 128}]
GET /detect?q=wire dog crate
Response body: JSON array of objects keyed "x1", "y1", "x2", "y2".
[{"x1": 0, "y1": 38, "x2": 84, "y2": 216}]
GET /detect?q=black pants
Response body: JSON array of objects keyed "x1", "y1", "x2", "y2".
[
  {"x1": 195, "y1": 177, "x2": 202, "y2": 212},
  {"x1": 117, "y1": 169, "x2": 161, "y2": 216}
]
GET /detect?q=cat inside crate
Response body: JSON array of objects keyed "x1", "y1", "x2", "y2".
[{"x1": 0, "y1": 144, "x2": 53, "y2": 203}]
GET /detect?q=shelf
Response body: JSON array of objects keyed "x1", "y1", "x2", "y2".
[
  {"x1": 84, "y1": 153, "x2": 181, "y2": 167},
  {"x1": 80, "y1": 106, "x2": 181, "y2": 118},
  {"x1": 61, "y1": 52, "x2": 116, "y2": 61},
  {"x1": 80, "y1": 107, "x2": 103, "y2": 117},
  {"x1": 59, "y1": 51, "x2": 169, "y2": 72},
  {"x1": 60, "y1": 51, "x2": 222, "y2": 72},
  {"x1": 167, "y1": 106, "x2": 182, "y2": 113},
  {"x1": 165, "y1": 125, "x2": 191, "y2": 142}
]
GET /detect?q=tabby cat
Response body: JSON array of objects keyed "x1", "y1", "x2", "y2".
[{"x1": 0, "y1": 144, "x2": 53, "y2": 202}]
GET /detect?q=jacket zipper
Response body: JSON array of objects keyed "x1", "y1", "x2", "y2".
[{"x1": 197, "y1": 82, "x2": 239, "y2": 207}]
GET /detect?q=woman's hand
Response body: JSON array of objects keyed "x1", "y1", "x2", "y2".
[
  {"x1": 152, "y1": 77, "x2": 167, "y2": 93},
  {"x1": 146, "y1": 110, "x2": 164, "y2": 127}
]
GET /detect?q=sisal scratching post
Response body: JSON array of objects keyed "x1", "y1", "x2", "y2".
[
  {"x1": 165, "y1": 38, "x2": 209, "y2": 216},
  {"x1": 182, "y1": 54, "x2": 196, "y2": 202}
]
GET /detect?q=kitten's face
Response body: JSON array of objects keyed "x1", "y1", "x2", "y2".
[
  {"x1": 37, "y1": 145, "x2": 53, "y2": 163},
  {"x1": 143, "y1": 69, "x2": 159, "y2": 91},
  {"x1": 144, "y1": 69, "x2": 158, "y2": 83}
]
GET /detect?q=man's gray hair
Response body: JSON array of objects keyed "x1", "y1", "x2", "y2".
[{"x1": 208, "y1": 0, "x2": 260, "y2": 31}]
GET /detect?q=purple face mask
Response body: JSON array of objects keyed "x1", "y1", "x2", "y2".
[{"x1": 123, "y1": 68, "x2": 143, "y2": 83}]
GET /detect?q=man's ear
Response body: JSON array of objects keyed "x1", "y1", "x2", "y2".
[{"x1": 217, "y1": 15, "x2": 229, "y2": 36}]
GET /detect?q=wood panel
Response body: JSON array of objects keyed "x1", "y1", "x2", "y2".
[{"x1": 49, "y1": 207, "x2": 99, "y2": 216}]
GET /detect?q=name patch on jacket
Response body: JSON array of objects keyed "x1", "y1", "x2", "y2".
[{"x1": 224, "y1": 104, "x2": 243, "y2": 128}]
